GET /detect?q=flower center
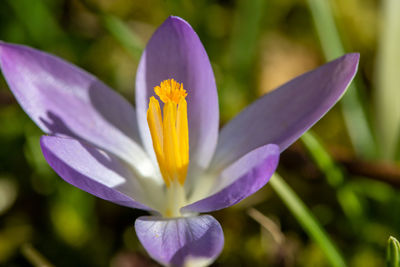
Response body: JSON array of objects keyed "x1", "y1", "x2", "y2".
[{"x1": 147, "y1": 79, "x2": 189, "y2": 217}]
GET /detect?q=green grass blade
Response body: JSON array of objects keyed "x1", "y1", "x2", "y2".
[
  {"x1": 270, "y1": 174, "x2": 346, "y2": 267},
  {"x1": 219, "y1": 0, "x2": 265, "y2": 120},
  {"x1": 79, "y1": 0, "x2": 144, "y2": 61},
  {"x1": 101, "y1": 15, "x2": 144, "y2": 60},
  {"x1": 301, "y1": 132, "x2": 364, "y2": 223},
  {"x1": 230, "y1": 0, "x2": 264, "y2": 81},
  {"x1": 301, "y1": 132, "x2": 344, "y2": 186},
  {"x1": 375, "y1": 0, "x2": 400, "y2": 160},
  {"x1": 306, "y1": 0, "x2": 376, "y2": 158}
]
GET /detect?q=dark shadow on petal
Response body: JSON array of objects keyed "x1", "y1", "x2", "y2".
[
  {"x1": 80, "y1": 140, "x2": 152, "y2": 203},
  {"x1": 40, "y1": 111, "x2": 133, "y2": 188},
  {"x1": 40, "y1": 111, "x2": 80, "y2": 139},
  {"x1": 87, "y1": 81, "x2": 142, "y2": 145},
  {"x1": 41, "y1": 138, "x2": 150, "y2": 210},
  {"x1": 40, "y1": 110, "x2": 125, "y2": 168},
  {"x1": 81, "y1": 141, "x2": 130, "y2": 180}
]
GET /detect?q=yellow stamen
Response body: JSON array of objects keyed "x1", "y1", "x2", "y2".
[
  {"x1": 147, "y1": 79, "x2": 189, "y2": 187},
  {"x1": 154, "y1": 79, "x2": 187, "y2": 104},
  {"x1": 176, "y1": 97, "x2": 189, "y2": 184},
  {"x1": 147, "y1": 97, "x2": 169, "y2": 186},
  {"x1": 163, "y1": 101, "x2": 181, "y2": 183}
]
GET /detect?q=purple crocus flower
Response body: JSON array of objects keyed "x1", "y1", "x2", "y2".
[{"x1": 0, "y1": 16, "x2": 358, "y2": 266}]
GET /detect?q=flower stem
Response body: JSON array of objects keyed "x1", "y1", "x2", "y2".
[{"x1": 269, "y1": 173, "x2": 346, "y2": 267}]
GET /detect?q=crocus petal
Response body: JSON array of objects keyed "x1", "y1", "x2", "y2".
[
  {"x1": 136, "y1": 16, "x2": 219, "y2": 170},
  {"x1": 210, "y1": 53, "x2": 359, "y2": 171},
  {"x1": 40, "y1": 135, "x2": 154, "y2": 210},
  {"x1": 135, "y1": 215, "x2": 224, "y2": 267},
  {"x1": 0, "y1": 43, "x2": 154, "y2": 176},
  {"x1": 182, "y1": 144, "x2": 279, "y2": 213}
]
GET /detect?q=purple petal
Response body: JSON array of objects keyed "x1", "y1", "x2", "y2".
[
  {"x1": 0, "y1": 42, "x2": 149, "y2": 169},
  {"x1": 136, "y1": 16, "x2": 219, "y2": 170},
  {"x1": 182, "y1": 144, "x2": 279, "y2": 213},
  {"x1": 40, "y1": 135, "x2": 152, "y2": 210},
  {"x1": 135, "y1": 215, "x2": 224, "y2": 267},
  {"x1": 210, "y1": 53, "x2": 359, "y2": 171}
]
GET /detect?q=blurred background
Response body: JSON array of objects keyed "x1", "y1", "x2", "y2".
[{"x1": 0, "y1": 0, "x2": 399, "y2": 266}]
